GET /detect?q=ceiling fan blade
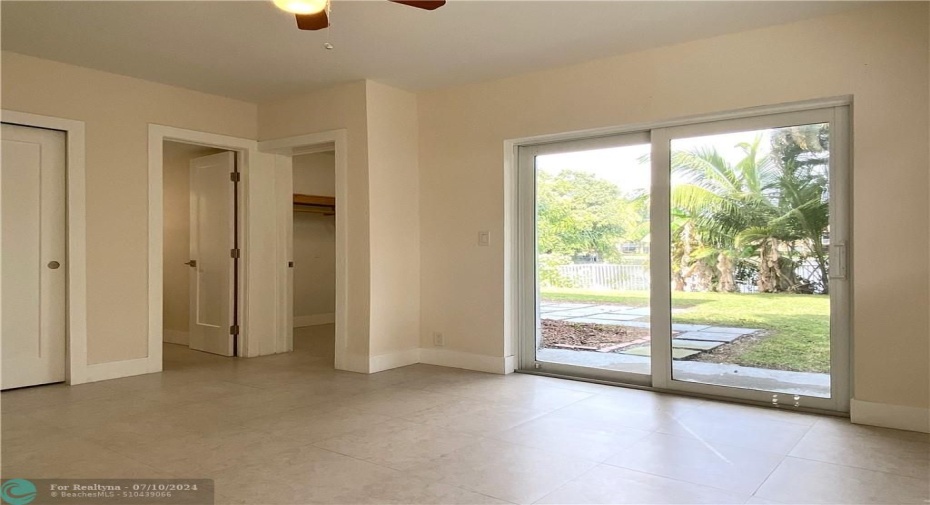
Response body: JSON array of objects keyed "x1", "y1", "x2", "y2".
[
  {"x1": 389, "y1": 0, "x2": 446, "y2": 10},
  {"x1": 295, "y1": 11, "x2": 329, "y2": 30}
]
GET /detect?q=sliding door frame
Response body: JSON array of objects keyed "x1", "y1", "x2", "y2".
[
  {"x1": 512, "y1": 97, "x2": 852, "y2": 413},
  {"x1": 650, "y1": 105, "x2": 851, "y2": 413},
  {"x1": 517, "y1": 132, "x2": 652, "y2": 387}
]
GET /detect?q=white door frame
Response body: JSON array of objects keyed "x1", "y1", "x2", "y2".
[
  {"x1": 258, "y1": 130, "x2": 349, "y2": 370},
  {"x1": 1, "y1": 110, "x2": 88, "y2": 385},
  {"x1": 149, "y1": 124, "x2": 257, "y2": 367},
  {"x1": 506, "y1": 97, "x2": 853, "y2": 413}
]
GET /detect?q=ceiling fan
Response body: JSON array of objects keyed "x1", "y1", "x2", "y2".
[{"x1": 273, "y1": 0, "x2": 446, "y2": 31}]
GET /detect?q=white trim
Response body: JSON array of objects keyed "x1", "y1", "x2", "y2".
[
  {"x1": 258, "y1": 130, "x2": 351, "y2": 372},
  {"x1": 83, "y1": 357, "x2": 158, "y2": 384},
  {"x1": 370, "y1": 348, "x2": 421, "y2": 373},
  {"x1": 162, "y1": 330, "x2": 189, "y2": 345},
  {"x1": 503, "y1": 355, "x2": 516, "y2": 374},
  {"x1": 274, "y1": 154, "x2": 294, "y2": 353},
  {"x1": 149, "y1": 125, "x2": 259, "y2": 367},
  {"x1": 650, "y1": 127, "x2": 673, "y2": 391},
  {"x1": 419, "y1": 348, "x2": 512, "y2": 375},
  {"x1": 2, "y1": 110, "x2": 88, "y2": 385},
  {"x1": 294, "y1": 313, "x2": 336, "y2": 327},
  {"x1": 851, "y1": 399, "x2": 930, "y2": 433}
]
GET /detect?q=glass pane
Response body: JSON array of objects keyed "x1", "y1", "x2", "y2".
[
  {"x1": 535, "y1": 143, "x2": 652, "y2": 375},
  {"x1": 669, "y1": 124, "x2": 831, "y2": 398}
]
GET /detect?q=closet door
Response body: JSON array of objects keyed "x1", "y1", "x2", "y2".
[{"x1": 1, "y1": 123, "x2": 67, "y2": 389}]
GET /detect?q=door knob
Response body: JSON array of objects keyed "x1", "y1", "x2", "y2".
[
  {"x1": 185, "y1": 260, "x2": 197, "y2": 267},
  {"x1": 47, "y1": 261, "x2": 60, "y2": 269}
]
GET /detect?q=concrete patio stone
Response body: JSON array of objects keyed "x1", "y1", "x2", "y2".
[
  {"x1": 671, "y1": 323, "x2": 711, "y2": 332},
  {"x1": 671, "y1": 339, "x2": 724, "y2": 351},
  {"x1": 587, "y1": 305, "x2": 635, "y2": 313},
  {"x1": 622, "y1": 346, "x2": 700, "y2": 359},
  {"x1": 702, "y1": 326, "x2": 762, "y2": 334},
  {"x1": 676, "y1": 331, "x2": 743, "y2": 343}
]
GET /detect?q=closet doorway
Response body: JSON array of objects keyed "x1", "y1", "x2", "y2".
[{"x1": 291, "y1": 150, "x2": 337, "y2": 359}]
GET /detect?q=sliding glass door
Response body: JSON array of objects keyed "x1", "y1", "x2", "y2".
[
  {"x1": 519, "y1": 103, "x2": 849, "y2": 412},
  {"x1": 519, "y1": 132, "x2": 653, "y2": 385}
]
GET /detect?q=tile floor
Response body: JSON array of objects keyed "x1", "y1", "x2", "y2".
[{"x1": 2, "y1": 325, "x2": 928, "y2": 504}]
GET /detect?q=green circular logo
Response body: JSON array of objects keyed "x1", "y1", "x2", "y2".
[{"x1": 1, "y1": 479, "x2": 36, "y2": 505}]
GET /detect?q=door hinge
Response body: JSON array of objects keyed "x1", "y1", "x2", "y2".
[
  {"x1": 230, "y1": 248, "x2": 240, "y2": 259},
  {"x1": 230, "y1": 171, "x2": 240, "y2": 183},
  {"x1": 230, "y1": 324, "x2": 240, "y2": 336}
]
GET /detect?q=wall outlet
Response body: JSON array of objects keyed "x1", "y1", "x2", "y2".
[
  {"x1": 433, "y1": 332, "x2": 445, "y2": 347},
  {"x1": 478, "y1": 231, "x2": 490, "y2": 246}
]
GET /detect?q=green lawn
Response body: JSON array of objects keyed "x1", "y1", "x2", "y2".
[{"x1": 542, "y1": 288, "x2": 830, "y2": 373}]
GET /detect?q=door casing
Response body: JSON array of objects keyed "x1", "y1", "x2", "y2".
[{"x1": 510, "y1": 97, "x2": 852, "y2": 413}]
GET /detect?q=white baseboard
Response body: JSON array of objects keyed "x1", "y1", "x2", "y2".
[
  {"x1": 163, "y1": 329, "x2": 189, "y2": 345},
  {"x1": 419, "y1": 348, "x2": 511, "y2": 375},
  {"x1": 503, "y1": 355, "x2": 516, "y2": 374},
  {"x1": 82, "y1": 356, "x2": 161, "y2": 384},
  {"x1": 370, "y1": 348, "x2": 421, "y2": 373},
  {"x1": 851, "y1": 399, "x2": 930, "y2": 433},
  {"x1": 294, "y1": 313, "x2": 336, "y2": 327},
  {"x1": 336, "y1": 352, "x2": 371, "y2": 374}
]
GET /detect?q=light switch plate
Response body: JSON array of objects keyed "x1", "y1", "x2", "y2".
[{"x1": 478, "y1": 231, "x2": 490, "y2": 246}]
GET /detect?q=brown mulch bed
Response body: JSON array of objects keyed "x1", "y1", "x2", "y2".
[{"x1": 542, "y1": 319, "x2": 651, "y2": 352}]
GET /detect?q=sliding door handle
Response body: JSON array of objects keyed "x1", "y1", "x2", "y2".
[{"x1": 185, "y1": 260, "x2": 197, "y2": 268}]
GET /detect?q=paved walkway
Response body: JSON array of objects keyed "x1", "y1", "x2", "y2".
[
  {"x1": 539, "y1": 301, "x2": 829, "y2": 397},
  {"x1": 541, "y1": 301, "x2": 761, "y2": 358}
]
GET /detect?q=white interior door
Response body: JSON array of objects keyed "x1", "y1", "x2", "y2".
[
  {"x1": 1, "y1": 123, "x2": 67, "y2": 390},
  {"x1": 188, "y1": 151, "x2": 236, "y2": 356}
]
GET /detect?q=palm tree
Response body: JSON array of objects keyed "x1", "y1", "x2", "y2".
[{"x1": 670, "y1": 134, "x2": 830, "y2": 293}]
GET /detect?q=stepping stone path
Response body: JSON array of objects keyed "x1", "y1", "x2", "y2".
[
  {"x1": 670, "y1": 339, "x2": 725, "y2": 351},
  {"x1": 540, "y1": 301, "x2": 761, "y2": 359},
  {"x1": 675, "y1": 330, "x2": 744, "y2": 343}
]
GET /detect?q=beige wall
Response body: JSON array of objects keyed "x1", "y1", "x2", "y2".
[
  {"x1": 162, "y1": 141, "x2": 224, "y2": 343},
  {"x1": 418, "y1": 3, "x2": 930, "y2": 409},
  {"x1": 259, "y1": 80, "x2": 422, "y2": 366},
  {"x1": 258, "y1": 81, "x2": 372, "y2": 365},
  {"x1": 292, "y1": 152, "x2": 336, "y2": 321},
  {"x1": 365, "y1": 81, "x2": 421, "y2": 358},
  {"x1": 2, "y1": 51, "x2": 257, "y2": 364}
]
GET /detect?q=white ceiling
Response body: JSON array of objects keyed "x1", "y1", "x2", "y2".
[{"x1": 2, "y1": 1, "x2": 868, "y2": 102}]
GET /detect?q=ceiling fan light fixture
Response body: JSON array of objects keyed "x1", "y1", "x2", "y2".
[{"x1": 274, "y1": 0, "x2": 328, "y2": 15}]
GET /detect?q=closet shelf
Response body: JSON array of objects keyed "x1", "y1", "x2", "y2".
[{"x1": 294, "y1": 194, "x2": 335, "y2": 215}]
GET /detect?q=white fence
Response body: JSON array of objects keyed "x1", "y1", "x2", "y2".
[
  {"x1": 557, "y1": 260, "x2": 826, "y2": 293},
  {"x1": 557, "y1": 264, "x2": 650, "y2": 291}
]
